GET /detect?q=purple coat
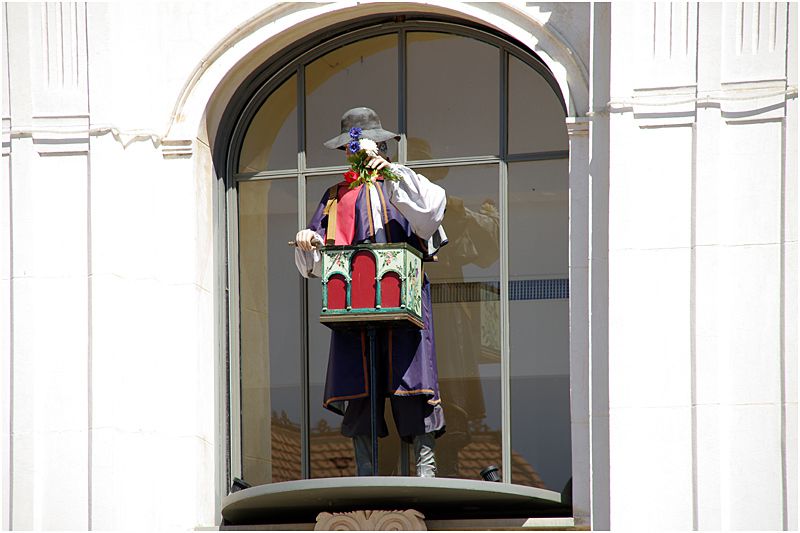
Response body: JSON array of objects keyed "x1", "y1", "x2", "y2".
[{"x1": 306, "y1": 180, "x2": 444, "y2": 418}]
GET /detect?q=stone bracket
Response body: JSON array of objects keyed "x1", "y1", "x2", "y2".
[
  {"x1": 630, "y1": 85, "x2": 698, "y2": 128},
  {"x1": 161, "y1": 138, "x2": 193, "y2": 159}
]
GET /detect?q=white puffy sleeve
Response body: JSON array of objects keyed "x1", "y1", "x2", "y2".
[
  {"x1": 294, "y1": 248, "x2": 322, "y2": 278},
  {"x1": 294, "y1": 231, "x2": 324, "y2": 278},
  {"x1": 384, "y1": 163, "x2": 447, "y2": 240}
]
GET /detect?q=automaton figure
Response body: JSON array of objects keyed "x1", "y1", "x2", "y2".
[{"x1": 294, "y1": 107, "x2": 447, "y2": 477}]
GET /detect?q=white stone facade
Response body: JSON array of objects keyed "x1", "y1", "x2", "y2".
[{"x1": 0, "y1": 2, "x2": 796, "y2": 530}]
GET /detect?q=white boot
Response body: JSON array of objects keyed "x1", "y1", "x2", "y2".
[{"x1": 414, "y1": 432, "x2": 437, "y2": 477}]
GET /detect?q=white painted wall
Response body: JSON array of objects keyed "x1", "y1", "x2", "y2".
[{"x1": 0, "y1": 1, "x2": 795, "y2": 530}]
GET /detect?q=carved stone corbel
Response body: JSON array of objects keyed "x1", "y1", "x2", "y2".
[{"x1": 314, "y1": 509, "x2": 427, "y2": 530}]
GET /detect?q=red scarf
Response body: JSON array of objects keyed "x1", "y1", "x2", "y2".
[
  {"x1": 334, "y1": 183, "x2": 361, "y2": 245},
  {"x1": 333, "y1": 175, "x2": 385, "y2": 245}
]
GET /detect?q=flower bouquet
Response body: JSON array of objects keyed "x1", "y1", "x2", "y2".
[{"x1": 344, "y1": 127, "x2": 400, "y2": 189}]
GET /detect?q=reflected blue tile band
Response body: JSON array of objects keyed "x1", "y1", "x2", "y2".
[{"x1": 430, "y1": 279, "x2": 569, "y2": 303}]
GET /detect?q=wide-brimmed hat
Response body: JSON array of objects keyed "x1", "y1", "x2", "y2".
[{"x1": 323, "y1": 107, "x2": 400, "y2": 150}]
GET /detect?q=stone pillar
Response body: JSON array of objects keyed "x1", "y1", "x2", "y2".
[
  {"x1": 604, "y1": 2, "x2": 796, "y2": 529},
  {"x1": 5, "y1": 3, "x2": 91, "y2": 529},
  {"x1": 586, "y1": 3, "x2": 612, "y2": 530},
  {"x1": 566, "y1": 116, "x2": 590, "y2": 528}
]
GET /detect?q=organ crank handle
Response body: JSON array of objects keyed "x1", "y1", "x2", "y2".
[{"x1": 287, "y1": 240, "x2": 322, "y2": 249}]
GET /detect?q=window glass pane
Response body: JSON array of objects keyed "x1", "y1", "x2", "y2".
[
  {"x1": 238, "y1": 178, "x2": 302, "y2": 484},
  {"x1": 508, "y1": 56, "x2": 568, "y2": 154},
  {"x1": 508, "y1": 159, "x2": 570, "y2": 490},
  {"x1": 239, "y1": 75, "x2": 297, "y2": 173},
  {"x1": 423, "y1": 164, "x2": 502, "y2": 479},
  {"x1": 305, "y1": 35, "x2": 399, "y2": 169},
  {"x1": 407, "y1": 32, "x2": 499, "y2": 160},
  {"x1": 305, "y1": 175, "x2": 357, "y2": 477}
]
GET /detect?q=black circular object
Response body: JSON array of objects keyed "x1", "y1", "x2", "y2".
[{"x1": 480, "y1": 465, "x2": 501, "y2": 482}]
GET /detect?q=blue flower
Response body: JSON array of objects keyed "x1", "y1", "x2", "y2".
[
  {"x1": 349, "y1": 127, "x2": 362, "y2": 139},
  {"x1": 348, "y1": 140, "x2": 361, "y2": 153}
]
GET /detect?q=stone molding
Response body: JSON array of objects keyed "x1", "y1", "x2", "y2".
[
  {"x1": 719, "y1": 79, "x2": 793, "y2": 123},
  {"x1": 2, "y1": 117, "x2": 10, "y2": 156},
  {"x1": 30, "y1": 114, "x2": 89, "y2": 155},
  {"x1": 604, "y1": 80, "x2": 797, "y2": 126},
  {"x1": 314, "y1": 509, "x2": 427, "y2": 531}
]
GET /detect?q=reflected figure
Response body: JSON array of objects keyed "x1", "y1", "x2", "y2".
[{"x1": 408, "y1": 138, "x2": 501, "y2": 478}]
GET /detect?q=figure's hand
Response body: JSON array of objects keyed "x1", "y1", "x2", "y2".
[
  {"x1": 366, "y1": 154, "x2": 391, "y2": 173},
  {"x1": 295, "y1": 229, "x2": 322, "y2": 251},
  {"x1": 480, "y1": 199, "x2": 499, "y2": 219}
]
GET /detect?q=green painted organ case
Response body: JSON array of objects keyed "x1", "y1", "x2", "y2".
[{"x1": 319, "y1": 243, "x2": 423, "y2": 330}]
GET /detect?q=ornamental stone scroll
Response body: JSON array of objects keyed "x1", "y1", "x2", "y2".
[{"x1": 314, "y1": 509, "x2": 427, "y2": 531}]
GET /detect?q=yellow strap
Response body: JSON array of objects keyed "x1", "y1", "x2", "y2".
[
  {"x1": 364, "y1": 184, "x2": 375, "y2": 238},
  {"x1": 375, "y1": 183, "x2": 393, "y2": 242},
  {"x1": 323, "y1": 185, "x2": 338, "y2": 245}
]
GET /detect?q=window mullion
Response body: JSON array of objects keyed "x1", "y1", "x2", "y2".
[
  {"x1": 499, "y1": 47, "x2": 512, "y2": 485},
  {"x1": 399, "y1": 28, "x2": 408, "y2": 166},
  {"x1": 297, "y1": 62, "x2": 311, "y2": 480},
  {"x1": 397, "y1": 27, "x2": 412, "y2": 476},
  {"x1": 227, "y1": 181, "x2": 243, "y2": 482},
  {"x1": 506, "y1": 150, "x2": 570, "y2": 162}
]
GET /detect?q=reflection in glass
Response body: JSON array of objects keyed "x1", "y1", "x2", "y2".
[
  {"x1": 239, "y1": 75, "x2": 298, "y2": 173},
  {"x1": 305, "y1": 35, "x2": 398, "y2": 169},
  {"x1": 421, "y1": 163, "x2": 503, "y2": 479},
  {"x1": 238, "y1": 179, "x2": 302, "y2": 484},
  {"x1": 508, "y1": 56, "x2": 568, "y2": 155},
  {"x1": 508, "y1": 159, "x2": 570, "y2": 491},
  {"x1": 407, "y1": 33, "x2": 499, "y2": 160}
]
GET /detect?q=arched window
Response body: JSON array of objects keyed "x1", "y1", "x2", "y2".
[{"x1": 225, "y1": 16, "x2": 569, "y2": 491}]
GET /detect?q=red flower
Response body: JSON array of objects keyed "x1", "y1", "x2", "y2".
[{"x1": 343, "y1": 170, "x2": 359, "y2": 183}]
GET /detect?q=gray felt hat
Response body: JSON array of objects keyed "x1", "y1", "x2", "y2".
[{"x1": 323, "y1": 107, "x2": 400, "y2": 150}]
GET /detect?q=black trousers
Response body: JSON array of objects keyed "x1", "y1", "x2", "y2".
[
  {"x1": 341, "y1": 394, "x2": 438, "y2": 442},
  {"x1": 339, "y1": 327, "x2": 445, "y2": 442}
]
